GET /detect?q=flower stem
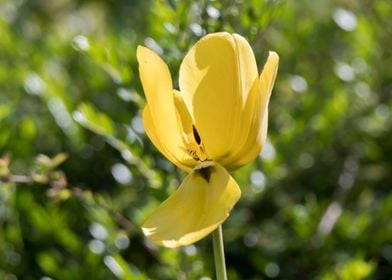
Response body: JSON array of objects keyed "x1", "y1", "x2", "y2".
[{"x1": 212, "y1": 225, "x2": 227, "y2": 280}]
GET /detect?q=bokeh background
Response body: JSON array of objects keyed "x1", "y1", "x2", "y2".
[{"x1": 0, "y1": 0, "x2": 391, "y2": 279}]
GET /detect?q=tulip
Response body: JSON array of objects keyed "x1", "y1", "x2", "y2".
[{"x1": 137, "y1": 32, "x2": 279, "y2": 248}]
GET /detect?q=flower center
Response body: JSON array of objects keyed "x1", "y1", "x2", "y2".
[{"x1": 187, "y1": 125, "x2": 207, "y2": 162}]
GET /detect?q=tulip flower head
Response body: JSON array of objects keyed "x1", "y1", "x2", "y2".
[{"x1": 137, "y1": 32, "x2": 278, "y2": 248}]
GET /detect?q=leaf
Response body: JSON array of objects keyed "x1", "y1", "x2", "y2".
[{"x1": 73, "y1": 103, "x2": 115, "y2": 136}]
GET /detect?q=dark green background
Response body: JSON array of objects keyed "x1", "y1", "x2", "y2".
[{"x1": 0, "y1": 0, "x2": 391, "y2": 279}]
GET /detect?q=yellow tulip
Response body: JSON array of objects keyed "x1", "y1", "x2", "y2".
[{"x1": 137, "y1": 32, "x2": 279, "y2": 248}]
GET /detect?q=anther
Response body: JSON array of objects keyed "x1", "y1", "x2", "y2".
[{"x1": 192, "y1": 125, "x2": 201, "y2": 145}]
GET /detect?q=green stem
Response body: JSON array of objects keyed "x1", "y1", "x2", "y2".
[{"x1": 212, "y1": 225, "x2": 227, "y2": 280}]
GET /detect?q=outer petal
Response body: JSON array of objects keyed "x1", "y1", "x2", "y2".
[
  {"x1": 232, "y1": 34, "x2": 258, "y2": 104},
  {"x1": 226, "y1": 51, "x2": 279, "y2": 170},
  {"x1": 142, "y1": 161, "x2": 241, "y2": 248},
  {"x1": 219, "y1": 77, "x2": 260, "y2": 168},
  {"x1": 179, "y1": 32, "x2": 258, "y2": 162},
  {"x1": 137, "y1": 46, "x2": 197, "y2": 171}
]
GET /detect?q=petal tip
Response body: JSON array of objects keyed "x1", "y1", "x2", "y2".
[
  {"x1": 141, "y1": 225, "x2": 155, "y2": 237},
  {"x1": 136, "y1": 45, "x2": 160, "y2": 65},
  {"x1": 136, "y1": 45, "x2": 147, "y2": 60},
  {"x1": 268, "y1": 51, "x2": 280, "y2": 62}
]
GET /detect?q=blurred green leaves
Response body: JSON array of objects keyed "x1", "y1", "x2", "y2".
[
  {"x1": 74, "y1": 103, "x2": 115, "y2": 137},
  {"x1": 0, "y1": 0, "x2": 391, "y2": 279},
  {"x1": 322, "y1": 257, "x2": 375, "y2": 280}
]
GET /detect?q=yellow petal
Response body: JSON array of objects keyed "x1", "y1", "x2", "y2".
[
  {"x1": 232, "y1": 33, "x2": 258, "y2": 104},
  {"x1": 142, "y1": 161, "x2": 241, "y2": 248},
  {"x1": 173, "y1": 90, "x2": 207, "y2": 162},
  {"x1": 179, "y1": 32, "x2": 258, "y2": 162},
  {"x1": 137, "y1": 46, "x2": 197, "y2": 171},
  {"x1": 219, "y1": 77, "x2": 260, "y2": 169},
  {"x1": 226, "y1": 51, "x2": 279, "y2": 170},
  {"x1": 143, "y1": 105, "x2": 196, "y2": 172}
]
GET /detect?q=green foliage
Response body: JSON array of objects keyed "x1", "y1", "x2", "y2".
[{"x1": 0, "y1": 0, "x2": 391, "y2": 279}]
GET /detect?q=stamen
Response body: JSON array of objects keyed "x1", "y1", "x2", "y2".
[
  {"x1": 186, "y1": 125, "x2": 207, "y2": 162},
  {"x1": 192, "y1": 125, "x2": 201, "y2": 145},
  {"x1": 188, "y1": 149, "x2": 200, "y2": 161}
]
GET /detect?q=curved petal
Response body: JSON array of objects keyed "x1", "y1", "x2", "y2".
[
  {"x1": 143, "y1": 106, "x2": 196, "y2": 172},
  {"x1": 142, "y1": 161, "x2": 241, "y2": 248},
  {"x1": 232, "y1": 34, "x2": 258, "y2": 104},
  {"x1": 179, "y1": 32, "x2": 258, "y2": 162},
  {"x1": 219, "y1": 77, "x2": 260, "y2": 168},
  {"x1": 225, "y1": 51, "x2": 279, "y2": 170},
  {"x1": 137, "y1": 46, "x2": 197, "y2": 171}
]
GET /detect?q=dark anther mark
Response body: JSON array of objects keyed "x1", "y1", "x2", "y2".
[
  {"x1": 192, "y1": 125, "x2": 201, "y2": 145},
  {"x1": 195, "y1": 165, "x2": 215, "y2": 183},
  {"x1": 189, "y1": 150, "x2": 200, "y2": 161}
]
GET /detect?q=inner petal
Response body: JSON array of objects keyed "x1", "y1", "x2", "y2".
[{"x1": 173, "y1": 90, "x2": 207, "y2": 162}]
